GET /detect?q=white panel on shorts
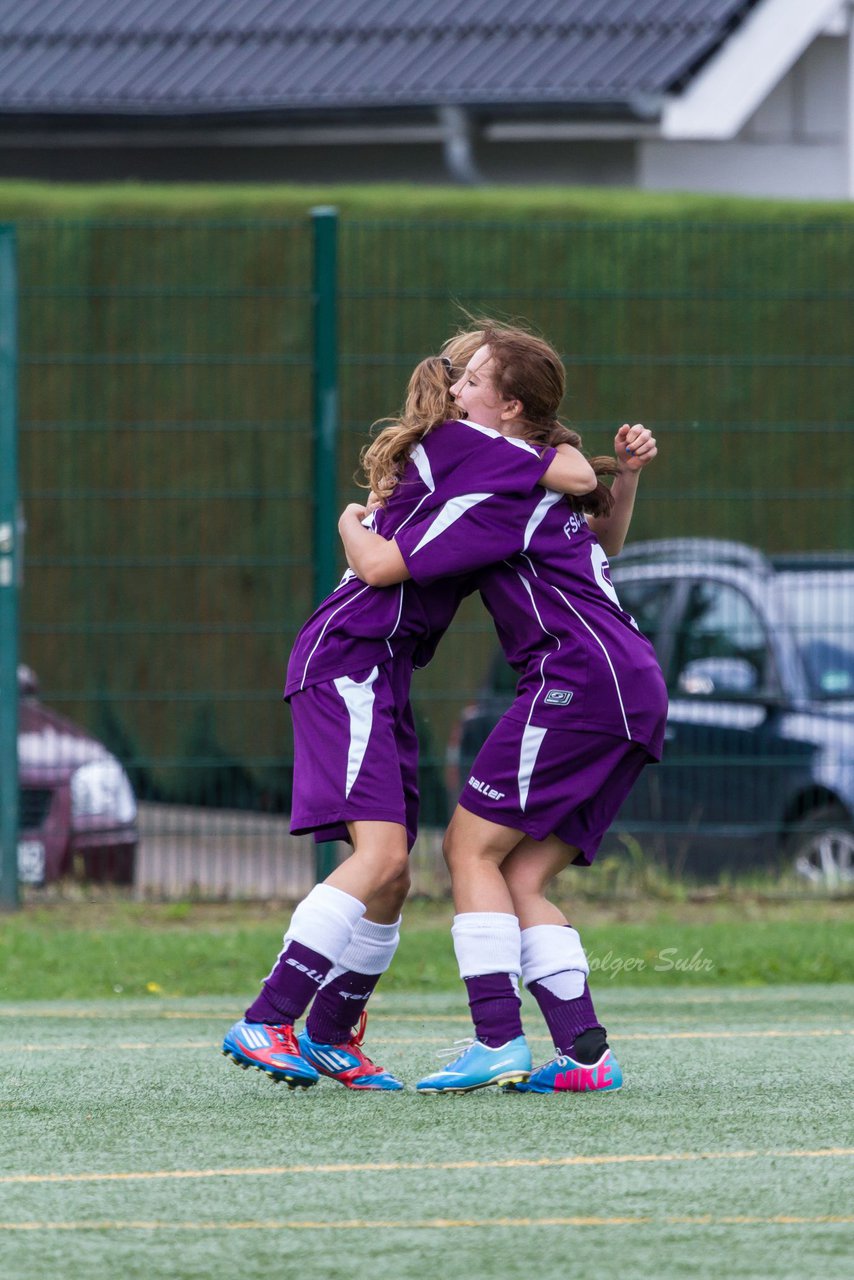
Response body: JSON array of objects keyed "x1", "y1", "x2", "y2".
[
  {"x1": 333, "y1": 666, "x2": 380, "y2": 798},
  {"x1": 518, "y1": 723, "x2": 547, "y2": 812}
]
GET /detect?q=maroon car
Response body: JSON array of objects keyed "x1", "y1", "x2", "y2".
[{"x1": 17, "y1": 665, "x2": 138, "y2": 886}]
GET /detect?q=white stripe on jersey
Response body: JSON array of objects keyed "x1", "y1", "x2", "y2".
[
  {"x1": 515, "y1": 540, "x2": 633, "y2": 742},
  {"x1": 384, "y1": 583, "x2": 405, "y2": 655},
  {"x1": 463, "y1": 419, "x2": 542, "y2": 457},
  {"x1": 523, "y1": 490, "x2": 563, "y2": 552},
  {"x1": 299, "y1": 583, "x2": 372, "y2": 691},
  {"x1": 410, "y1": 442, "x2": 436, "y2": 492},
  {"x1": 333, "y1": 666, "x2": 380, "y2": 798},
  {"x1": 410, "y1": 492, "x2": 492, "y2": 554},
  {"x1": 551, "y1": 586, "x2": 631, "y2": 740},
  {"x1": 517, "y1": 574, "x2": 561, "y2": 717},
  {"x1": 387, "y1": 443, "x2": 439, "y2": 541},
  {"x1": 503, "y1": 434, "x2": 547, "y2": 457},
  {"x1": 518, "y1": 723, "x2": 547, "y2": 812}
]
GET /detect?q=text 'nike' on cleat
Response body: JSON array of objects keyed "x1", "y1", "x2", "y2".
[
  {"x1": 416, "y1": 1035, "x2": 531, "y2": 1093},
  {"x1": 222, "y1": 1018, "x2": 319, "y2": 1087},
  {"x1": 507, "y1": 1047, "x2": 623, "y2": 1094},
  {"x1": 298, "y1": 1011, "x2": 404, "y2": 1091}
]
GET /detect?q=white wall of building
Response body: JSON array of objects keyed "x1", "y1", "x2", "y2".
[{"x1": 639, "y1": 34, "x2": 850, "y2": 199}]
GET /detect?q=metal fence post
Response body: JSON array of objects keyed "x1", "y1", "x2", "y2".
[
  {"x1": 311, "y1": 206, "x2": 339, "y2": 882},
  {"x1": 0, "y1": 226, "x2": 19, "y2": 910}
]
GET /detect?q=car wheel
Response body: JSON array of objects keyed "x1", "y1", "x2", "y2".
[{"x1": 786, "y1": 805, "x2": 854, "y2": 886}]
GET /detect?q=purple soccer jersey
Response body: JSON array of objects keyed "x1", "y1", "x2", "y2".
[
  {"x1": 284, "y1": 421, "x2": 555, "y2": 697},
  {"x1": 395, "y1": 488, "x2": 668, "y2": 758}
]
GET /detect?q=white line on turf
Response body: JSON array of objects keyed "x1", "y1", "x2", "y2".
[
  {"x1": 1, "y1": 1148, "x2": 852, "y2": 1185},
  {"x1": 0, "y1": 1213, "x2": 852, "y2": 1231}
]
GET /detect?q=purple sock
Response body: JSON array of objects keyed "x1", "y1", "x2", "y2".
[
  {"x1": 527, "y1": 978, "x2": 604, "y2": 1056},
  {"x1": 244, "y1": 941, "x2": 333, "y2": 1025},
  {"x1": 305, "y1": 970, "x2": 383, "y2": 1045},
  {"x1": 464, "y1": 973, "x2": 524, "y2": 1048}
]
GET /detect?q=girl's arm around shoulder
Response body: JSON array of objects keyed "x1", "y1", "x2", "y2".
[
  {"x1": 588, "y1": 424, "x2": 657, "y2": 557},
  {"x1": 338, "y1": 503, "x2": 411, "y2": 587},
  {"x1": 541, "y1": 443, "x2": 597, "y2": 495}
]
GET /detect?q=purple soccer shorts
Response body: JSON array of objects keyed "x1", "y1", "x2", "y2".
[
  {"x1": 458, "y1": 712, "x2": 653, "y2": 863},
  {"x1": 288, "y1": 654, "x2": 419, "y2": 849}
]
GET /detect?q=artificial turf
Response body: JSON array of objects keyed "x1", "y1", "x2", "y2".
[{"x1": 1, "y1": 985, "x2": 851, "y2": 1280}]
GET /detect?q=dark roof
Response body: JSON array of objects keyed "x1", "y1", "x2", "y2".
[{"x1": 0, "y1": 0, "x2": 760, "y2": 118}]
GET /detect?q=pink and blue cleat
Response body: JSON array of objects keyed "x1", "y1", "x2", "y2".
[
  {"x1": 298, "y1": 1011, "x2": 404, "y2": 1090},
  {"x1": 222, "y1": 1018, "x2": 319, "y2": 1087},
  {"x1": 507, "y1": 1046, "x2": 622, "y2": 1094}
]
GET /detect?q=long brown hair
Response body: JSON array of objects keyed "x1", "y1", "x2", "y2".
[{"x1": 477, "y1": 321, "x2": 617, "y2": 518}]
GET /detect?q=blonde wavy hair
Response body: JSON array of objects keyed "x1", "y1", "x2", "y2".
[
  {"x1": 360, "y1": 321, "x2": 617, "y2": 516},
  {"x1": 359, "y1": 331, "x2": 482, "y2": 504}
]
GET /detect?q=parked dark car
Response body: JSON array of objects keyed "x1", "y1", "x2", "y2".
[
  {"x1": 446, "y1": 541, "x2": 854, "y2": 883},
  {"x1": 17, "y1": 665, "x2": 138, "y2": 886}
]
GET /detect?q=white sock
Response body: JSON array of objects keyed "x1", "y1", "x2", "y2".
[
  {"x1": 264, "y1": 883, "x2": 365, "y2": 977},
  {"x1": 521, "y1": 923, "x2": 588, "y2": 1000},
  {"x1": 322, "y1": 915, "x2": 402, "y2": 984},
  {"x1": 451, "y1": 912, "x2": 521, "y2": 979}
]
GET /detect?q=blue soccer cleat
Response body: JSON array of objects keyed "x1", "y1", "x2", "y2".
[
  {"x1": 298, "y1": 1012, "x2": 404, "y2": 1091},
  {"x1": 508, "y1": 1047, "x2": 623, "y2": 1094},
  {"x1": 416, "y1": 1035, "x2": 531, "y2": 1093},
  {"x1": 222, "y1": 1018, "x2": 319, "y2": 1088}
]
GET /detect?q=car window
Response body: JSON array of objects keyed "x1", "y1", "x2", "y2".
[
  {"x1": 774, "y1": 570, "x2": 854, "y2": 700},
  {"x1": 671, "y1": 581, "x2": 773, "y2": 697},
  {"x1": 614, "y1": 578, "x2": 674, "y2": 653}
]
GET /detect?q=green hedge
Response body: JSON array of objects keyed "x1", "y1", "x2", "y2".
[
  {"x1": 10, "y1": 183, "x2": 853, "y2": 814},
  {"x1": 3, "y1": 178, "x2": 854, "y2": 220}
]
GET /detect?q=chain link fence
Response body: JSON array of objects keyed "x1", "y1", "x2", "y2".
[{"x1": 3, "y1": 213, "x2": 852, "y2": 902}]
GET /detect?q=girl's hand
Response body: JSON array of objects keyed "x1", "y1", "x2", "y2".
[
  {"x1": 616, "y1": 423, "x2": 657, "y2": 472},
  {"x1": 365, "y1": 490, "x2": 382, "y2": 514},
  {"x1": 338, "y1": 502, "x2": 368, "y2": 529}
]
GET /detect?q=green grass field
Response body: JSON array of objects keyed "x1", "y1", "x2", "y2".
[
  {"x1": 3, "y1": 894, "x2": 853, "y2": 999},
  {"x1": 1, "y1": 987, "x2": 851, "y2": 1280},
  {"x1": 1, "y1": 886, "x2": 852, "y2": 1280}
]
